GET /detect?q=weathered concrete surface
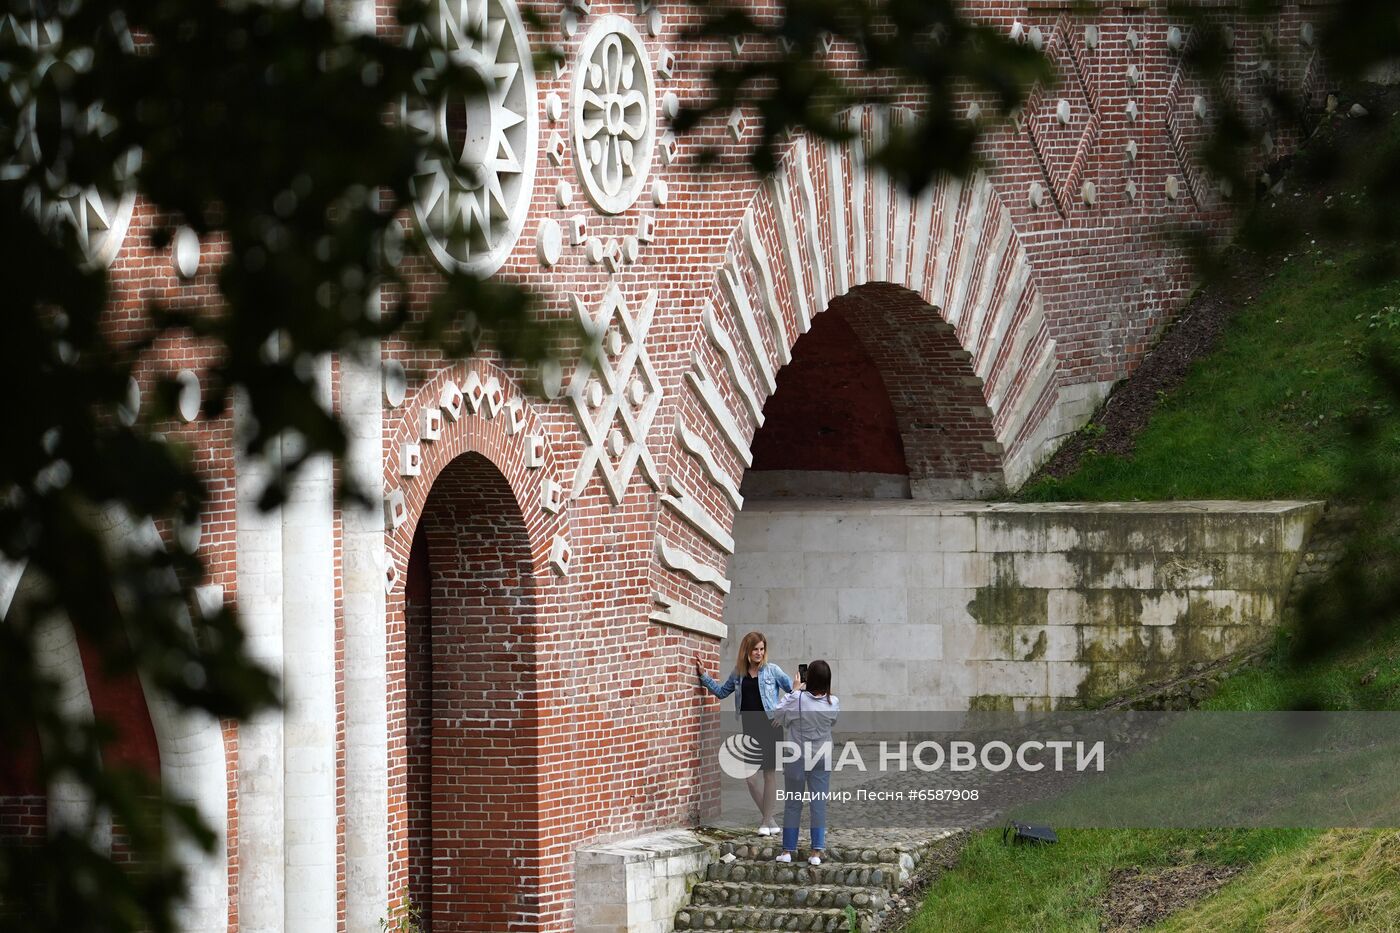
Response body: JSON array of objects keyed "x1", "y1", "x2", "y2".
[
  {"x1": 722, "y1": 500, "x2": 1325, "y2": 711},
  {"x1": 574, "y1": 830, "x2": 713, "y2": 933}
]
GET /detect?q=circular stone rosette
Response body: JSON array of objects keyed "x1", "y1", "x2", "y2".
[
  {"x1": 1, "y1": 6, "x2": 139, "y2": 268},
  {"x1": 402, "y1": 0, "x2": 538, "y2": 275},
  {"x1": 571, "y1": 15, "x2": 656, "y2": 216}
]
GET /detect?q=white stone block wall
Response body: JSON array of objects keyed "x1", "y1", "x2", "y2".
[
  {"x1": 574, "y1": 830, "x2": 713, "y2": 933},
  {"x1": 723, "y1": 501, "x2": 1324, "y2": 711}
]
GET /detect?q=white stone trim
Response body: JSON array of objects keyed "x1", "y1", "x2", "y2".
[
  {"x1": 702, "y1": 303, "x2": 764, "y2": 426},
  {"x1": 674, "y1": 416, "x2": 744, "y2": 512},
  {"x1": 656, "y1": 541, "x2": 731, "y2": 594},
  {"x1": 649, "y1": 595, "x2": 727, "y2": 639},
  {"x1": 740, "y1": 215, "x2": 792, "y2": 367},
  {"x1": 685, "y1": 356, "x2": 752, "y2": 468},
  {"x1": 234, "y1": 391, "x2": 287, "y2": 933},
  {"x1": 341, "y1": 333, "x2": 389, "y2": 932},
  {"x1": 281, "y1": 358, "x2": 337, "y2": 933},
  {"x1": 718, "y1": 260, "x2": 777, "y2": 396},
  {"x1": 660, "y1": 476, "x2": 736, "y2": 554}
]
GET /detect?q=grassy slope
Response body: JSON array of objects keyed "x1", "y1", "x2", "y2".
[
  {"x1": 905, "y1": 625, "x2": 1400, "y2": 933},
  {"x1": 1018, "y1": 245, "x2": 1400, "y2": 503},
  {"x1": 905, "y1": 165, "x2": 1400, "y2": 932}
]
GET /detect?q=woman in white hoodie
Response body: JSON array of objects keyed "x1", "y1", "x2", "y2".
[{"x1": 769, "y1": 659, "x2": 839, "y2": 866}]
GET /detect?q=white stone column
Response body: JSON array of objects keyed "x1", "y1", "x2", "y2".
[
  {"x1": 234, "y1": 392, "x2": 287, "y2": 933},
  {"x1": 282, "y1": 359, "x2": 339, "y2": 933}
]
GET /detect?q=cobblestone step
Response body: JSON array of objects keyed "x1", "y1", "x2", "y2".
[
  {"x1": 674, "y1": 904, "x2": 864, "y2": 931},
  {"x1": 690, "y1": 880, "x2": 888, "y2": 912},
  {"x1": 717, "y1": 841, "x2": 917, "y2": 870},
  {"x1": 705, "y1": 858, "x2": 908, "y2": 890}
]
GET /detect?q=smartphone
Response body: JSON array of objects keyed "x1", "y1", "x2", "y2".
[{"x1": 798, "y1": 663, "x2": 808, "y2": 683}]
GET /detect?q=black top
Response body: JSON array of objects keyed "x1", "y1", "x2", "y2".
[{"x1": 740, "y1": 673, "x2": 763, "y2": 712}]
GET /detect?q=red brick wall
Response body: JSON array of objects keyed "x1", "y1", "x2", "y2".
[{"x1": 748, "y1": 302, "x2": 909, "y2": 477}]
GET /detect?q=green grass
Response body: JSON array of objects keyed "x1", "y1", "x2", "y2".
[
  {"x1": 1018, "y1": 249, "x2": 1400, "y2": 502},
  {"x1": 904, "y1": 828, "x2": 1312, "y2": 932},
  {"x1": 903, "y1": 630, "x2": 1400, "y2": 931}
]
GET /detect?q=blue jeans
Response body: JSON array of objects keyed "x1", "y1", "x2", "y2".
[{"x1": 781, "y1": 759, "x2": 830, "y2": 852}]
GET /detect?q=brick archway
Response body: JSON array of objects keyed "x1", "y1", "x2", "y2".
[
  {"x1": 403, "y1": 451, "x2": 541, "y2": 932},
  {"x1": 381, "y1": 360, "x2": 568, "y2": 931},
  {"x1": 651, "y1": 106, "x2": 1063, "y2": 626}
]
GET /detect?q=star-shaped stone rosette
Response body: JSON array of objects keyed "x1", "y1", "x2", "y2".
[{"x1": 565, "y1": 285, "x2": 663, "y2": 503}]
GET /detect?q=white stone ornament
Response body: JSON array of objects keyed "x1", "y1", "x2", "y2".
[
  {"x1": 622, "y1": 235, "x2": 640, "y2": 264},
  {"x1": 655, "y1": 46, "x2": 675, "y2": 80},
  {"x1": 2, "y1": 10, "x2": 139, "y2": 268},
  {"x1": 1126, "y1": 64, "x2": 1140, "y2": 86},
  {"x1": 1166, "y1": 175, "x2": 1181, "y2": 200},
  {"x1": 1009, "y1": 20, "x2": 1024, "y2": 43},
  {"x1": 727, "y1": 108, "x2": 746, "y2": 141},
  {"x1": 658, "y1": 131, "x2": 679, "y2": 166},
  {"x1": 556, "y1": 179, "x2": 574, "y2": 207},
  {"x1": 547, "y1": 132, "x2": 567, "y2": 166},
  {"x1": 402, "y1": 0, "x2": 538, "y2": 275},
  {"x1": 1029, "y1": 26, "x2": 1044, "y2": 50},
  {"x1": 540, "y1": 479, "x2": 563, "y2": 513},
  {"x1": 1081, "y1": 180, "x2": 1097, "y2": 206},
  {"x1": 1126, "y1": 179, "x2": 1138, "y2": 202},
  {"x1": 194, "y1": 584, "x2": 224, "y2": 619},
  {"x1": 602, "y1": 238, "x2": 622, "y2": 273},
  {"x1": 1084, "y1": 25, "x2": 1099, "y2": 50},
  {"x1": 400, "y1": 443, "x2": 422, "y2": 477},
  {"x1": 385, "y1": 489, "x2": 408, "y2": 530},
  {"x1": 661, "y1": 91, "x2": 679, "y2": 120},
  {"x1": 569, "y1": 213, "x2": 587, "y2": 243},
  {"x1": 176, "y1": 370, "x2": 201, "y2": 423},
  {"x1": 525, "y1": 434, "x2": 546, "y2": 468},
  {"x1": 565, "y1": 285, "x2": 663, "y2": 502},
  {"x1": 505, "y1": 398, "x2": 527, "y2": 434},
  {"x1": 420, "y1": 407, "x2": 443, "y2": 441},
  {"x1": 463, "y1": 371, "x2": 486, "y2": 412},
  {"x1": 585, "y1": 236, "x2": 605, "y2": 263},
  {"x1": 1127, "y1": 28, "x2": 1139, "y2": 51},
  {"x1": 546, "y1": 92, "x2": 564, "y2": 123},
  {"x1": 646, "y1": 6, "x2": 662, "y2": 37},
  {"x1": 636, "y1": 213, "x2": 656, "y2": 242},
  {"x1": 382, "y1": 557, "x2": 399, "y2": 595},
  {"x1": 1166, "y1": 26, "x2": 1183, "y2": 51},
  {"x1": 572, "y1": 16, "x2": 656, "y2": 215},
  {"x1": 537, "y1": 359, "x2": 563, "y2": 399},
  {"x1": 1126, "y1": 100, "x2": 1140, "y2": 123},
  {"x1": 560, "y1": 8, "x2": 578, "y2": 39},
  {"x1": 383, "y1": 360, "x2": 407, "y2": 407},
  {"x1": 1056, "y1": 99, "x2": 1072, "y2": 125},
  {"x1": 1193, "y1": 96, "x2": 1208, "y2": 121},
  {"x1": 440, "y1": 380, "x2": 465, "y2": 420},
  {"x1": 548, "y1": 534, "x2": 571, "y2": 575},
  {"x1": 1125, "y1": 139, "x2": 1138, "y2": 162},
  {"x1": 1300, "y1": 22, "x2": 1314, "y2": 47},
  {"x1": 484, "y1": 376, "x2": 505, "y2": 417},
  {"x1": 119, "y1": 377, "x2": 141, "y2": 427},
  {"x1": 173, "y1": 227, "x2": 201, "y2": 279},
  {"x1": 537, "y1": 218, "x2": 563, "y2": 266},
  {"x1": 1028, "y1": 181, "x2": 1045, "y2": 208},
  {"x1": 651, "y1": 179, "x2": 668, "y2": 207},
  {"x1": 966, "y1": 102, "x2": 982, "y2": 123}
]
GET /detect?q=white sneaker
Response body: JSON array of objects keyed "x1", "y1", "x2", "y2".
[
  {"x1": 808, "y1": 854, "x2": 823, "y2": 866},
  {"x1": 757, "y1": 824, "x2": 773, "y2": 836},
  {"x1": 774, "y1": 852, "x2": 792, "y2": 863},
  {"x1": 764, "y1": 822, "x2": 781, "y2": 835}
]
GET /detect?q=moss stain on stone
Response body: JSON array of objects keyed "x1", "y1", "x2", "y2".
[
  {"x1": 1021, "y1": 630, "x2": 1047, "y2": 662},
  {"x1": 967, "y1": 694, "x2": 1015, "y2": 712},
  {"x1": 967, "y1": 555, "x2": 1047, "y2": 656}
]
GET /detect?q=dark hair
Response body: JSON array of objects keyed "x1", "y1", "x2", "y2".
[{"x1": 805, "y1": 660, "x2": 831, "y2": 696}]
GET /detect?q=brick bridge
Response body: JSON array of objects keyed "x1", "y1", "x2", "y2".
[{"x1": 0, "y1": 1, "x2": 1330, "y2": 931}]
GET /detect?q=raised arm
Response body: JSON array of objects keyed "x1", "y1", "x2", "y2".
[{"x1": 695, "y1": 656, "x2": 738, "y2": 698}]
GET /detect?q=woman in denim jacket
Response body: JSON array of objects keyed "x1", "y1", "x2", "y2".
[{"x1": 695, "y1": 631, "x2": 793, "y2": 835}]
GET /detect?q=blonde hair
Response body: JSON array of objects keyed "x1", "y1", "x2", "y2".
[{"x1": 734, "y1": 631, "x2": 768, "y2": 676}]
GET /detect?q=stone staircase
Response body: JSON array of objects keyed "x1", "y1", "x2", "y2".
[{"x1": 673, "y1": 834, "x2": 933, "y2": 932}]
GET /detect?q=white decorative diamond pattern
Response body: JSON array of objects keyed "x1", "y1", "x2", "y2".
[{"x1": 566, "y1": 285, "x2": 662, "y2": 503}]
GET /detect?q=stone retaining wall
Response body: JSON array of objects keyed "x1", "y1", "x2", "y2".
[{"x1": 723, "y1": 501, "x2": 1324, "y2": 711}]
